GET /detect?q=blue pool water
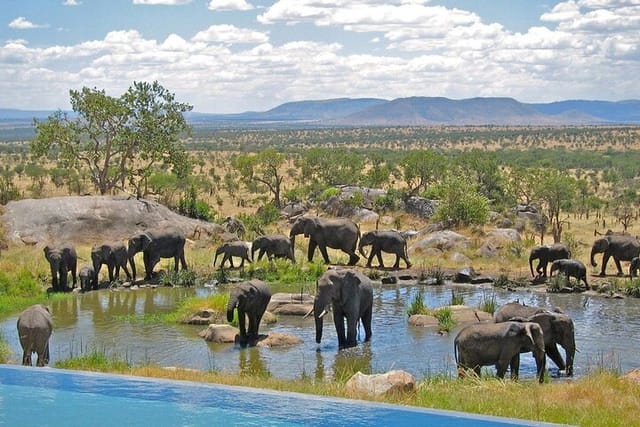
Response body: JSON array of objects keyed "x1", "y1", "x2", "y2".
[{"x1": 0, "y1": 365, "x2": 560, "y2": 426}]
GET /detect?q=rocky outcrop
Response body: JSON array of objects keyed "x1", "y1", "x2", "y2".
[
  {"x1": 199, "y1": 324, "x2": 238, "y2": 343},
  {"x1": 345, "y1": 370, "x2": 416, "y2": 396},
  {"x1": 403, "y1": 196, "x2": 438, "y2": 219},
  {"x1": 409, "y1": 230, "x2": 470, "y2": 253},
  {"x1": 3, "y1": 195, "x2": 223, "y2": 245},
  {"x1": 408, "y1": 305, "x2": 492, "y2": 328}
]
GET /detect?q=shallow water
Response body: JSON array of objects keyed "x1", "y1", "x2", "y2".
[{"x1": 2, "y1": 282, "x2": 638, "y2": 381}]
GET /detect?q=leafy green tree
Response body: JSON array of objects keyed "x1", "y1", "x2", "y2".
[
  {"x1": 534, "y1": 169, "x2": 578, "y2": 243},
  {"x1": 31, "y1": 81, "x2": 192, "y2": 197},
  {"x1": 432, "y1": 174, "x2": 489, "y2": 227},
  {"x1": 454, "y1": 150, "x2": 511, "y2": 208},
  {"x1": 297, "y1": 148, "x2": 364, "y2": 187},
  {"x1": 233, "y1": 148, "x2": 286, "y2": 208},
  {"x1": 400, "y1": 150, "x2": 446, "y2": 196}
]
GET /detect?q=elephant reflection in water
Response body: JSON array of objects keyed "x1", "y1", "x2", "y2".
[
  {"x1": 238, "y1": 347, "x2": 269, "y2": 378},
  {"x1": 49, "y1": 295, "x2": 78, "y2": 329},
  {"x1": 107, "y1": 291, "x2": 139, "y2": 316},
  {"x1": 314, "y1": 345, "x2": 373, "y2": 382}
]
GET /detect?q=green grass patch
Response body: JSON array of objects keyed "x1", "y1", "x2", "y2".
[
  {"x1": 478, "y1": 291, "x2": 498, "y2": 314},
  {"x1": 54, "y1": 347, "x2": 131, "y2": 372},
  {"x1": 433, "y1": 306, "x2": 456, "y2": 332},
  {"x1": 0, "y1": 332, "x2": 11, "y2": 363},
  {"x1": 407, "y1": 291, "x2": 429, "y2": 316}
]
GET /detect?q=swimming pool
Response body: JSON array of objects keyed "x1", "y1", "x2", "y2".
[{"x1": 0, "y1": 365, "x2": 564, "y2": 426}]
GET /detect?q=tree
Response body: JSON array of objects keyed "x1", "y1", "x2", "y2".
[
  {"x1": 432, "y1": 174, "x2": 489, "y2": 227},
  {"x1": 534, "y1": 169, "x2": 578, "y2": 243},
  {"x1": 31, "y1": 81, "x2": 192, "y2": 197},
  {"x1": 233, "y1": 148, "x2": 286, "y2": 208},
  {"x1": 400, "y1": 150, "x2": 446, "y2": 196},
  {"x1": 296, "y1": 148, "x2": 364, "y2": 187}
]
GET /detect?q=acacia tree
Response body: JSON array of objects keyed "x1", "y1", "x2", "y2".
[
  {"x1": 234, "y1": 148, "x2": 286, "y2": 208},
  {"x1": 31, "y1": 81, "x2": 192, "y2": 197},
  {"x1": 534, "y1": 169, "x2": 579, "y2": 243},
  {"x1": 400, "y1": 150, "x2": 446, "y2": 196}
]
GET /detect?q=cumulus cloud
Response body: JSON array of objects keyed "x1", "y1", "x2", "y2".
[
  {"x1": 8, "y1": 17, "x2": 47, "y2": 30},
  {"x1": 192, "y1": 25, "x2": 268, "y2": 44},
  {"x1": 207, "y1": 0, "x2": 253, "y2": 11},
  {"x1": 63, "y1": 0, "x2": 82, "y2": 6}
]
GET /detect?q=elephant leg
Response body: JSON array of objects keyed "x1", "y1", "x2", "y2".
[
  {"x1": 613, "y1": 258, "x2": 624, "y2": 276},
  {"x1": 44, "y1": 343, "x2": 50, "y2": 365},
  {"x1": 546, "y1": 344, "x2": 566, "y2": 371},
  {"x1": 70, "y1": 266, "x2": 77, "y2": 288},
  {"x1": 600, "y1": 254, "x2": 611, "y2": 276},
  {"x1": 307, "y1": 240, "x2": 318, "y2": 262},
  {"x1": 361, "y1": 308, "x2": 373, "y2": 342},
  {"x1": 107, "y1": 264, "x2": 115, "y2": 282},
  {"x1": 508, "y1": 354, "x2": 520, "y2": 380},
  {"x1": 392, "y1": 254, "x2": 401, "y2": 270},
  {"x1": 402, "y1": 254, "x2": 412, "y2": 269},
  {"x1": 180, "y1": 253, "x2": 188, "y2": 271},
  {"x1": 59, "y1": 266, "x2": 69, "y2": 291},
  {"x1": 366, "y1": 251, "x2": 375, "y2": 268},
  {"x1": 346, "y1": 250, "x2": 359, "y2": 266},
  {"x1": 22, "y1": 350, "x2": 31, "y2": 366},
  {"x1": 333, "y1": 313, "x2": 347, "y2": 349},
  {"x1": 238, "y1": 310, "x2": 247, "y2": 337},
  {"x1": 122, "y1": 263, "x2": 132, "y2": 280},
  {"x1": 375, "y1": 249, "x2": 385, "y2": 268},
  {"x1": 257, "y1": 249, "x2": 265, "y2": 261},
  {"x1": 345, "y1": 316, "x2": 358, "y2": 348},
  {"x1": 318, "y1": 245, "x2": 331, "y2": 264}
]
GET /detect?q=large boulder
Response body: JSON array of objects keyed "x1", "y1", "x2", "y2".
[
  {"x1": 198, "y1": 324, "x2": 238, "y2": 343},
  {"x1": 256, "y1": 332, "x2": 303, "y2": 348},
  {"x1": 409, "y1": 230, "x2": 470, "y2": 253},
  {"x1": 403, "y1": 196, "x2": 438, "y2": 219},
  {"x1": 267, "y1": 293, "x2": 314, "y2": 315},
  {"x1": 346, "y1": 370, "x2": 416, "y2": 397},
  {"x1": 2, "y1": 196, "x2": 223, "y2": 245}
]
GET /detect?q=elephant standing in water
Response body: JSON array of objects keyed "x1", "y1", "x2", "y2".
[
  {"x1": 43, "y1": 244, "x2": 77, "y2": 292},
  {"x1": 91, "y1": 242, "x2": 132, "y2": 286},
  {"x1": 227, "y1": 279, "x2": 272, "y2": 347},
  {"x1": 358, "y1": 230, "x2": 411, "y2": 269},
  {"x1": 214, "y1": 241, "x2": 251, "y2": 268},
  {"x1": 128, "y1": 227, "x2": 187, "y2": 280},
  {"x1": 307, "y1": 269, "x2": 373, "y2": 350},
  {"x1": 550, "y1": 259, "x2": 589, "y2": 288},
  {"x1": 494, "y1": 302, "x2": 575, "y2": 376},
  {"x1": 79, "y1": 264, "x2": 96, "y2": 292},
  {"x1": 529, "y1": 243, "x2": 570, "y2": 278},
  {"x1": 17, "y1": 304, "x2": 53, "y2": 367},
  {"x1": 251, "y1": 234, "x2": 295, "y2": 262},
  {"x1": 289, "y1": 216, "x2": 360, "y2": 265},
  {"x1": 590, "y1": 234, "x2": 640, "y2": 276},
  {"x1": 454, "y1": 321, "x2": 546, "y2": 383}
]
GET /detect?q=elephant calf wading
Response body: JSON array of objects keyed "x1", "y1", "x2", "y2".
[
  {"x1": 214, "y1": 241, "x2": 251, "y2": 268},
  {"x1": 358, "y1": 230, "x2": 412, "y2": 269},
  {"x1": 289, "y1": 216, "x2": 360, "y2": 265},
  {"x1": 252, "y1": 234, "x2": 295, "y2": 262},
  {"x1": 454, "y1": 321, "x2": 546, "y2": 383},
  {"x1": 529, "y1": 243, "x2": 570, "y2": 278},
  {"x1": 306, "y1": 269, "x2": 373, "y2": 350},
  {"x1": 91, "y1": 242, "x2": 132, "y2": 286},
  {"x1": 494, "y1": 302, "x2": 575, "y2": 376},
  {"x1": 550, "y1": 259, "x2": 589, "y2": 288},
  {"x1": 79, "y1": 264, "x2": 96, "y2": 292},
  {"x1": 227, "y1": 279, "x2": 272, "y2": 347},
  {"x1": 128, "y1": 227, "x2": 187, "y2": 280},
  {"x1": 17, "y1": 304, "x2": 53, "y2": 367},
  {"x1": 43, "y1": 244, "x2": 77, "y2": 292}
]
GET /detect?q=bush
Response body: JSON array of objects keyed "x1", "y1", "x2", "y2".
[
  {"x1": 407, "y1": 291, "x2": 429, "y2": 316},
  {"x1": 178, "y1": 185, "x2": 213, "y2": 221},
  {"x1": 432, "y1": 175, "x2": 489, "y2": 227}
]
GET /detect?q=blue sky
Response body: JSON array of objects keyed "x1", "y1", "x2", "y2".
[{"x1": 1, "y1": 0, "x2": 639, "y2": 113}]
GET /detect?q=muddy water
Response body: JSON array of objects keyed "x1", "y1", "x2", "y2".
[{"x1": 2, "y1": 283, "x2": 639, "y2": 381}]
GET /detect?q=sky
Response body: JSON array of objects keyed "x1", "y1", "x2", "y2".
[{"x1": 1, "y1": 0, "x2": 639, "y2": 113}]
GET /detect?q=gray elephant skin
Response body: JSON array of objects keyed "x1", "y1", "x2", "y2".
[
  {"x1": 590, "y1": 235, "x2": 640, "y2": 276},
  {"x1": 43, "y1": 244, "x2": 77, "y2": 292},
  {"x1": 529, "y1": 243, "x2": 570, "y2": 278},
  {"x1": 79, "y1": 264, "x2": 96, "y2": 292},
  {"x1": 252, "y1": 234, "x2": 295, "y2": 262},
  {"x1": 494, "y1": 302, "x2": 575, "y2": 376},
  {"x1": 17, "y1": 304, "x2": 53, "y2": 367},
  {"x1": 454, "y1": 321, "x2": 546, "y2": 383},
  {"x1": 310, "y1": 269, "x2": 373, "y2": 350},
  {"x1": 630, "y1": 256, "x2": 640, "y2": 277},
  {"x1": 358, "y1": 230, "x2": 412, "y2": 269},
  {"x1": 550, "y1": 259, "x2": 588, "y2": 287},
  {"x1": 214, "y1": 241, "x2": 251, "y2": 268},
  {"x1": 91, "y1": 242, "x2": 132, "y2": 286},
  {"x1": 227, "y1": 279, "x2": 271, "y2": 347},
  {"x1": 289, "y1": 216, "x2": 360, "y2": 265},
  {"x1": 128, "y1": 227, "x2": 187, "y2": 280}
]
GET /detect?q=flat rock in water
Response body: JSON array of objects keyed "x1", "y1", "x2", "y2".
[
  {"x1": 256, "y1": 333, "x2": 303, "y2": 348},
  {"x1": 199, "y1": 324, "x2": 238, "y2": 343}
]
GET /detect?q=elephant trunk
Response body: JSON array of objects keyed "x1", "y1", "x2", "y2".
[
  {"x1": 214, "y1": 249, "x2": 222, "y2": 266},
  {"x1": 590, "y1": 246, "x2": 599, "y2": 267},
  {"x1": 313, "y1": 298, "x2": 328, "y2": 344},
  {"x1": 290, "y1": 235, "x2": 296, "y2": 255},
  {"x1": 227, "y1": 294, "x2": 238, "y2": 323}
]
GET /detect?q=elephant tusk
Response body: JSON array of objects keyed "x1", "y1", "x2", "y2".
[
  {"x1": 318, "y1": 309, "x2": 329, "y2": 319},
  {"x1": 303, "y1": 307, "x2": 314, "y2": 319}
]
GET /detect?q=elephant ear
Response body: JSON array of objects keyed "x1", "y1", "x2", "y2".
[
  {"x1": 339, "y1": 271, "x2": 360, "y2": 304},
  {"x1": 303, "y1": 218, "x2": 317, "y2": 237}
]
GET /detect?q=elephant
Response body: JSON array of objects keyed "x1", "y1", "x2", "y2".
[
  {"x1": 630, "y1": 256, "x2": 640, "y2": 277},
  {"x1": 17, "y1": 304, "x2": 53, "y2": 367},
  {"x1": 289, "y1": 216, "x2": 360, "y2": 265},
  {"x1": 494, "y1": 302, "x2": 575, "y2": 376},
  {"x1": 251, "y1": 234, "x2": 295, "y2": 263},
  {"x1": 79, "y1": 264, "x2": 96, "y2": 292},
  {"x1": 358, "y1": 230, "x2": 412, "y2": 269},
  {"x1": 550, "y1": 259, "x2": 589, "y2": 288},
  {"x1": 306, "y1": 269, "x2": 373, "y2": 350},
  {"x1": 214, "y1": 241, "x2": 251, "y2": 268},
  {"x1": 43, "y1": 244, "x2": 77, "y2": 292},
  {"x1": 227, "y1": 279, "x2": 272, "y2": 347},
  {"x1": 529, "y1": 243, "x2": 570, "y2": 278},
  {"x1": 590, "y1": 234, "x2": 640, "y2": 276},
  {"x1": 454, "y1": 321, "x2": 546, "y2": 383},
  {"x1": 91, "y1": 242, "x2": 132, "y2": 286},
  {"x1": 128, "y1": 227, "x2": 187, "y2": 280}
]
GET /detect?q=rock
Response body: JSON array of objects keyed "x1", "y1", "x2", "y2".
[
  {"x1": 476, "y1": 241, "x2": 499, "y2": 258},
  {"x1": 346, "y1": 370, "x2": 416, "y2": 397},
  {"x1": 623, "y1": 369, "x2": 640, "y2": 385},
  {"x1": 419, "y1": 247, "x2": 444, "y2": 258},
  {"x1": 256, "y1": 332, "x2": 303, "y2": 348},
  {"x1": 408, "y1": 314, "x2": 438, "y2": 327},
  {"x1": 262, "y1": 311, "x2": 277, "y2": 324},
  {"x1": 447, "y1": 305, "x2": 492, "y2": 325},
  {"x1": 199, "y1": 324, "x2": 238, "y2": 343},
  {"x1": 471, "y1": 276, "x2": 494, "y2": 285},
  {"x1": 183, "y1": 309, "x2": 221, "y2": 325},
  {"x1": 487, "y1": 228, "x2": 522, "y2": 242},
  {"x1": 381, "y1": 276, "x2": 398, "y2": 285},
  {"x1": 351, "y1": 208, "x2": 379, "y2": 224},
  {"x1": 267, "y1": 293, "x2": 314, "y2": 313},
  {"x1": 403, "y1": 196, "x2": 438, "y2": 219},
  {"x1": 2, "y1": 195, "x2": 224, "y2": 245},
  {"x1": 272, "y1": 303, "x2": 313, "y2": 316},
  {"x1": 409, "y1": 230, "x2": 470, "y2": 253},
  {"x1": 450, "y1": 252, "x2": 472, "y2": 265},
  {"x1": 455, "y1": 267, "x2": 478, "y2": 283},
  {"x1": 280, "y1": 201, "x2": 308, "y2": 219}
]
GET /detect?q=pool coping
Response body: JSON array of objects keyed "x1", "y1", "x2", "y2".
[{"x1": 0, "y1": 364, "x2": 571, "y2": 426}]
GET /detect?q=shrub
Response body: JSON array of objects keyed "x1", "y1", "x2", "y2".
[
  {"x1": 159, "y1": 269, "x2": 197, "y2": 287},
  {"x1": 434, "y1": 307, "x2": 456, "y2": 332},
  {"x1": 432, "y1": 174, "x2": 489, "y2": 227},
  {"x1": 479, "y1": 292, "x2": 498, "y2": 314},
  {"x1": 407, "y1": 291, "x2": 429, "y2": 316}
]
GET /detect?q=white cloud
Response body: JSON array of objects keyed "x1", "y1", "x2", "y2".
[
  {"x1": 192, "y1": 25, "x2": 268, "y2": 44},
  {"x1": 8, "y1": 17, "x2": 47, "y2": 30},
  {"x1": 63, "y1": 0, "x2": 82, "y2": 6},
  {"x1": 132, "y1": 0, "x2": 191, "y2": 5},
  {"x1": 207, "y1": 0, "x2": 253, "y2": 11}
]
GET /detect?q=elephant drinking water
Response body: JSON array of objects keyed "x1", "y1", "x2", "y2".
[
  {"x1": 289, "y1": 216, "x2": 360, "y2": 265},
  {"x1": 43, "y1": 244, "x2": 77, "y2": 292},
  {"x1": 227, "y1": 279, "x2": 272, "y2": 347}
]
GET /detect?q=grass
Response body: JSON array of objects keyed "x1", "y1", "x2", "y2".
[{"x1": 478, "y1": 291, "x2": 498, "y2": 314}]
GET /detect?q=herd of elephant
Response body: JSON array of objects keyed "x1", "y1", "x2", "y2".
[
  {"x1": 43, "y1": 216, "x2": 413, "y2": 293},
  {"x1": 529, "y1": 233, "x2": 640, "y2": 287}
]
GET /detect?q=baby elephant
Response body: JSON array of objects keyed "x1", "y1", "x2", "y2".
[
  {"x1": 79, "y1": 264, "x2": 96, "y2": 292},
  {"x1": 454, "y1": 321, "x2": 546, "y2": 383},
  {"x1": 550, "y1": 259, "x2": 588, "y2": 288},
  {"x1": 214, "y1": 241, "x2": 251, "y2": 269},
  {"x1": 17, "y1": 304, "x2": 53, "y2": 367}
]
